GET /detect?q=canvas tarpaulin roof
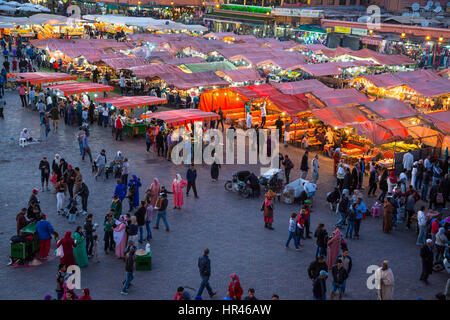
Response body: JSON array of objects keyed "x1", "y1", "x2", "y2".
[
  {"x1": 216, "y1": 68, "x2": 264, "y2": 83},
  {"x1": 376, "y1": 119, "x2": 409, "y2": 139},
  {"x1": 163, "y1": 57, "x2": 205, "y2": 65},
  {"x1": 9, "y1": 72, "x2": 76, "y2": 84},
  {"x1": 246, "y1": 84, "x2": 282, "y2": 98},
  {"x1": 352, "y1": 121, "x2": 396, "y2": 145},
  {"x1": 198, "y1": 88, "x2": 245, "y2": 112},
  {"x1": 142, "y1": 109, "x2": 218, "y2": 125},
  {"x1": 268, "y1": 94, "x2": 309, "y2": 116},
  {"x1": 158, "y1": 71, "x2": 229, "y2": 90},
  {"x1": 423, "y1": 111, "x2": 450, "y2": 134},
  {"x1": 297, "y1": 63, "x2": 342, "y2": 77},
  {"x1": 46, "y1": 81, "x2": 114, "y2": 96},
  {"x1": 95, "y1": 96, "x2": 166, "y2": 109},
  {"x1": 313, "y1": 89, "x2": 370, "y2": 108},
  {"x1": 272, "y1": 80, "x2": 333, "y2": 95},
  {"x1": 312, "y1": 106, "x2": 369, "y2": 128},
  {"x1": 100, "y1": 57, "x2": 149, "y2": 71},
  {"x1": 228, "y1": 86, "x2": 261, "y2": 100},
  {"x1": 183, "y1": 61, "x2": 236, "y2": 73},
  {"x1": 364, "y1": 99, "x2": 417, "y2": 119},
  {"x1": 407, "y1": 79, "x2": 450, "y2": 97}
]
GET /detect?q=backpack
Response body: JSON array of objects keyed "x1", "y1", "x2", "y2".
[
  {"x1": 129, "y1": 183, "x2": 137, "y2": 196},
  {"x1": 436, "y1": 192, "x2": 444, "y2": 204}
]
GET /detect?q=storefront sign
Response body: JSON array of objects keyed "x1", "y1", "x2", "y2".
[
  {"x1": 334, "y1": 26, "x2": 351, "y2": 34},
  {"x1": 272, "y1": 8, "x2": 323, "y2": 18},
  {"x1": 351, "y1": 28, "x2": 368, "y2": 36}
]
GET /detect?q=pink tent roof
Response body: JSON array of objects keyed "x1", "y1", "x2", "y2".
[
  {"x1": 312, "y1": 106, "x2": 368, "y2": 128},
  {"x1": 163, "y1": 57, "x2": 206, "y2": 65},
  {"x1": 130, "y1": 64, "x2": 180, "y2": 79},
  {"x1": 313, "y1": 89, "x2": 370, "y2": 108},
  {"x1": 364, "y1": 99, "x2": 417, "y2": 119},
  {"x1": 352, "y1": 121, "x2": 396, "y2": 145},
  {"x1": 9, "y1": 72, "x2": 76, "y2": 84},
  {"x1": 216, "y1": 68, "x2": 264, "y2": 83},
  {"x1": 272, "y1": 79, "x2": 333, "y2": 95},
  {"x1": 363, "y1": 73, "x2": 404, "y2": 88},
  {"x1": 376, "y1": 119, "x2": 409, "y2": 138},
  {"x1": 298, "y1": 44, "x2": 328, "y2": 53},
  {"x1": 423, "y1": 111, "x2": 450, "y2": 134},
  {"x1": 142, "y1": 109, "x2": 219, "y2": 125},
  {"x1": 321, "y1": 46, "x2": 354, "y2": 58},
  {"x1": 258, "y1": 52, "x2": 306, "y2": 70},
  {"x1": 159, "y1": 71, "x2": 229, "y2": 90},
  {"x1": 46, "y1": 81, "x2": 113, "y2": 96},
  {"x1": 298, "y1": 63, "x2": 342, "y2": 77},
  {"x1": 100, "y1": 57, "x2": 149, "y2": 71},
  {"x1": 94, "y1": 96, "x2": 166, "y2": 109},
  {"x1": 268, "y1": 94, "x2": 309, "y2": 115},
  {"x1": 407, "y1": 79, "x2": 450, "y2": 97},
  {"x1": 247, "y1": 84, "x2": 281, "y2": 98},
  {"x1": 350, "y1": 49, "x2": 414, "y2": 65},
  {"x1": 229, "y1": 86, "x2": 261, "y2": 100}
]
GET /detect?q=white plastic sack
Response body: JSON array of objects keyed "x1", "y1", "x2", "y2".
[
  {"x1": 260, "y1": 168, "x2": 284, "y2": 180},
  {"x1": 283, "y1": 178, "x2": 316, "y2": 198}
]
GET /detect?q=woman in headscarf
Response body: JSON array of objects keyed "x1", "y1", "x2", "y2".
[
  {"x1": 52, "y1": 154, "x2": 62, "y2": 180},
  {"x1": 56, "y1": 231, "x2": 76, "y2": 267},
  {"x1": 435, "y1": 227, "x2": 448, "y2": 264},
  {"x1": 211, "y1": 160, "x2": 221, "y2": 182},
  {"x1": 228, "y1": 273, "x2": 243, "y2": 300},
  {"x1": 383, "y1": 198, "x2": 393, "y2": 233},
  {"x1": 172, "y1": 174, "x2": 187, "y2": 209},
  {"x1": 79, "y1": 288, "x2": 92, "y2": 300},
  {"x1": 327, "y1": 226, "x2": 342, "y2": 270},
  {"x1": 114, "y1": 151, "x2": 124, "y2": 179},
  {"x1": 148, "y1": 178, "x2": 161, "y2": 207},
  {"x1": 72, "y1": 226, "x2": 88, "y2": 267},
  {"x1": 113, "y1": 216, "x2": 128, "y2": 259},
  {"x1": 62, "y1": 283, "x2": 79, "y2": 300},
  {"x1": 262, "y1": 190, "x2": 275, "y2": 230},
  {"x1": 127, "y1": 175, "x2": 142, "y2": 212}
]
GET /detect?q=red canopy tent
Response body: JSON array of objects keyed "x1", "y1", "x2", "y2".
[
  {"x1": 216, "y1": 68, "x2": 264, "y2": 83},
  {"x1": 313, "y1": 89, "x2": 371, "y2": 108},
  {"x1": 246, "y1": 84, "x2": 281, "y2": 98},
  {"x1": 95, "y1": 96, "x2": 166, "y2": 109},
  {"x1": 228, "y1": 86, "x2": 261, "y2": 100},
  {"x1": 312, "y1": 106, "x2": 369, "y2": 128},
  {"x1": 8, "y1": 72, "x2": 76, "y2": 84},
  {"x1": 364, "y1": 99, "x2": 417, "y2": 119},
  {"x1": 352, "y1": 121, "x2": 395, "y2": 145},
  {"x1": 141, "y1": 109, "x2": 219, "y2": 126},
  {"x1": 46, "y1": 81, "x2": 114, "y2": 96},
  {"x1": 376, "y1": 119, "x2": 409, "y2": 138},
  {"x1": 268, "y1": 94, "x2": 310, "y2": 116},
  {"x1": 272, "y1": 79, "x2": 333, "y2": 95}
]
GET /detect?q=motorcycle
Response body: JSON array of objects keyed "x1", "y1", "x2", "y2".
[{"x1": 224, "y1": 171, "x2": 252, "y2": 198}]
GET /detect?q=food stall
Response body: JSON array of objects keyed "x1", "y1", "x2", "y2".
[{"x1": 94, "y1": 96, "x2": 167, "y2": 137}]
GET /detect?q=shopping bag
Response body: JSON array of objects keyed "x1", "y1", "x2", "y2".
[{"x1": 54, "y1": 246, "x2": 64, "y2": 257}]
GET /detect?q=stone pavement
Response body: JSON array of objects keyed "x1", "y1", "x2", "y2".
[{"x1": 0, "y1": 85, "x2": 448, "y2": 300}]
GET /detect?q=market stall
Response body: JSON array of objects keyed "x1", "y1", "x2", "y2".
[
  {"x1": 95, "y1": 96, "x2": 167, "y2": 137},
  {"x1": 141, "y1": 109, "x2": 219, "y2": 127},
  {"x1": 7, "y1": 72, "x2": 76, "y2": 85},
  {"x1": 45, "y1": 81, "x2": 114, "y2": 97}
]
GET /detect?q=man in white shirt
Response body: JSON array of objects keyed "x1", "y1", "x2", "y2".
[
  {"x1": 260, "y1": 101, "x2": 266, "y2": 128},
  {"x1": 46, "y1": 94, "x2": 53, "y2": 111},
  {"x1": 97, "y1": 104, "x2": 104, "y2": 126},
  {"x1": 102, "y1": 106, "x2": 109, "y2": 128},
  {"x1": 416, "y1": 206, "x2": 427, "y2": 246},
  {"x1": 402, "y1": 151, "x2": 413, "y2": 175}
]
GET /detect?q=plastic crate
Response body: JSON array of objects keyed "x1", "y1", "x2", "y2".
[
  {"x1": 136, "y1": 253, "x2": 152, "y2": 271},
  {"x1": 10, "y1": 241, "x2": 33, "y2": 259}
]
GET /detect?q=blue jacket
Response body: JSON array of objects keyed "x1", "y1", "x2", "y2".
[
  {"x1": 35, "y1": 220, "x2": 55, "y2": 240},
  {"x1": 114, "y1": 183, "x2": 127, "y2": 201},
  {"x1": 186, "y1": 168, "x2": 197, "y2": 182},
  {"x1": 355, "y1": 202, "x2": 367, "y2": 220}
]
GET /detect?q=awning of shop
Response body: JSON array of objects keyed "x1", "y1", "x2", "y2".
[
  {"x1": 363, "y1": 73, "x2": 404, "y2": 88},
  {"x1": 45, "y1": 81, "x2": 114, "y2": 96},
  {"x1": 352, "y1": 121, "x2": 396, "y2": 145},
  {"x1": 228, "y1": 86, "x2": 261, "y2": 100},
  {"x1": 407, "y1": 79, "x2": 450, "y2": 97},
  {"x1": 246, "y1": 83, "x2": 281, "y2": 98},
  {"x1": 313, "y1": 88, "x2": 370, "y2": 108},
  {"x1": 268, "y1": 94, "x2": 309, "y2": 116},
  {"x1": 321, "y1": 46, "x2": 354, "y2": 59},
  {"x1": 311, "y1": 105, "x2": 368, "y2": 128},
  {"x1": 298, "y1": 43, "x2": 328, "y2": 53},
  {"x1": 158, "y1": 71, "x2": 229, "y2": 90},
  {"x1": 8, "y1": 72, "x2": 76, "y2": 85},
  {"x1": 423, "y1": 111, "x2": 450, "y2": 135},
  {"x1": 141, "y1": 109, "x2": 219, "y2": 125},
  {"x1": 364, "y1": 99, "x2": 417, "y2": 119},
  {"x1": 376, "y1": 119, "x2": 409, "y2": 138},
  {"x1": 183, "y1": 61, "x2": 237, "y2": 73},
  {"x1": 216, "y1": 68, "x2": 264, "y2": 83},
  {"x1": 94, "y1": 96, "x2": 166, "y2": 109},
  {"x1": 163, "y1": 57, "x2": 206, "y2": 65},
  {"x1": 297, "y1": 62, "x2": 342, "y2": 77},
  {"x1": 272, "y1": 79, "x2": 333, "y2": 95},
  {"x1": 100, "y1": 56, "x2": 149, "y2": 71},
  {"x1": 350, "y1": 48, "x2": 414, "y2": 66}
]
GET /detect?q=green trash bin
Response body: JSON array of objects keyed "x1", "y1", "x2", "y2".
[
  {"x1": 136, "y1": 252, "x2": 152, "y2": 271},
  {"x1": 10, "y1": 241, "x2": 33, "y2": 259},
  {"x1": 20, "y1": 222, "x2": 39, "y2": 254}
]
